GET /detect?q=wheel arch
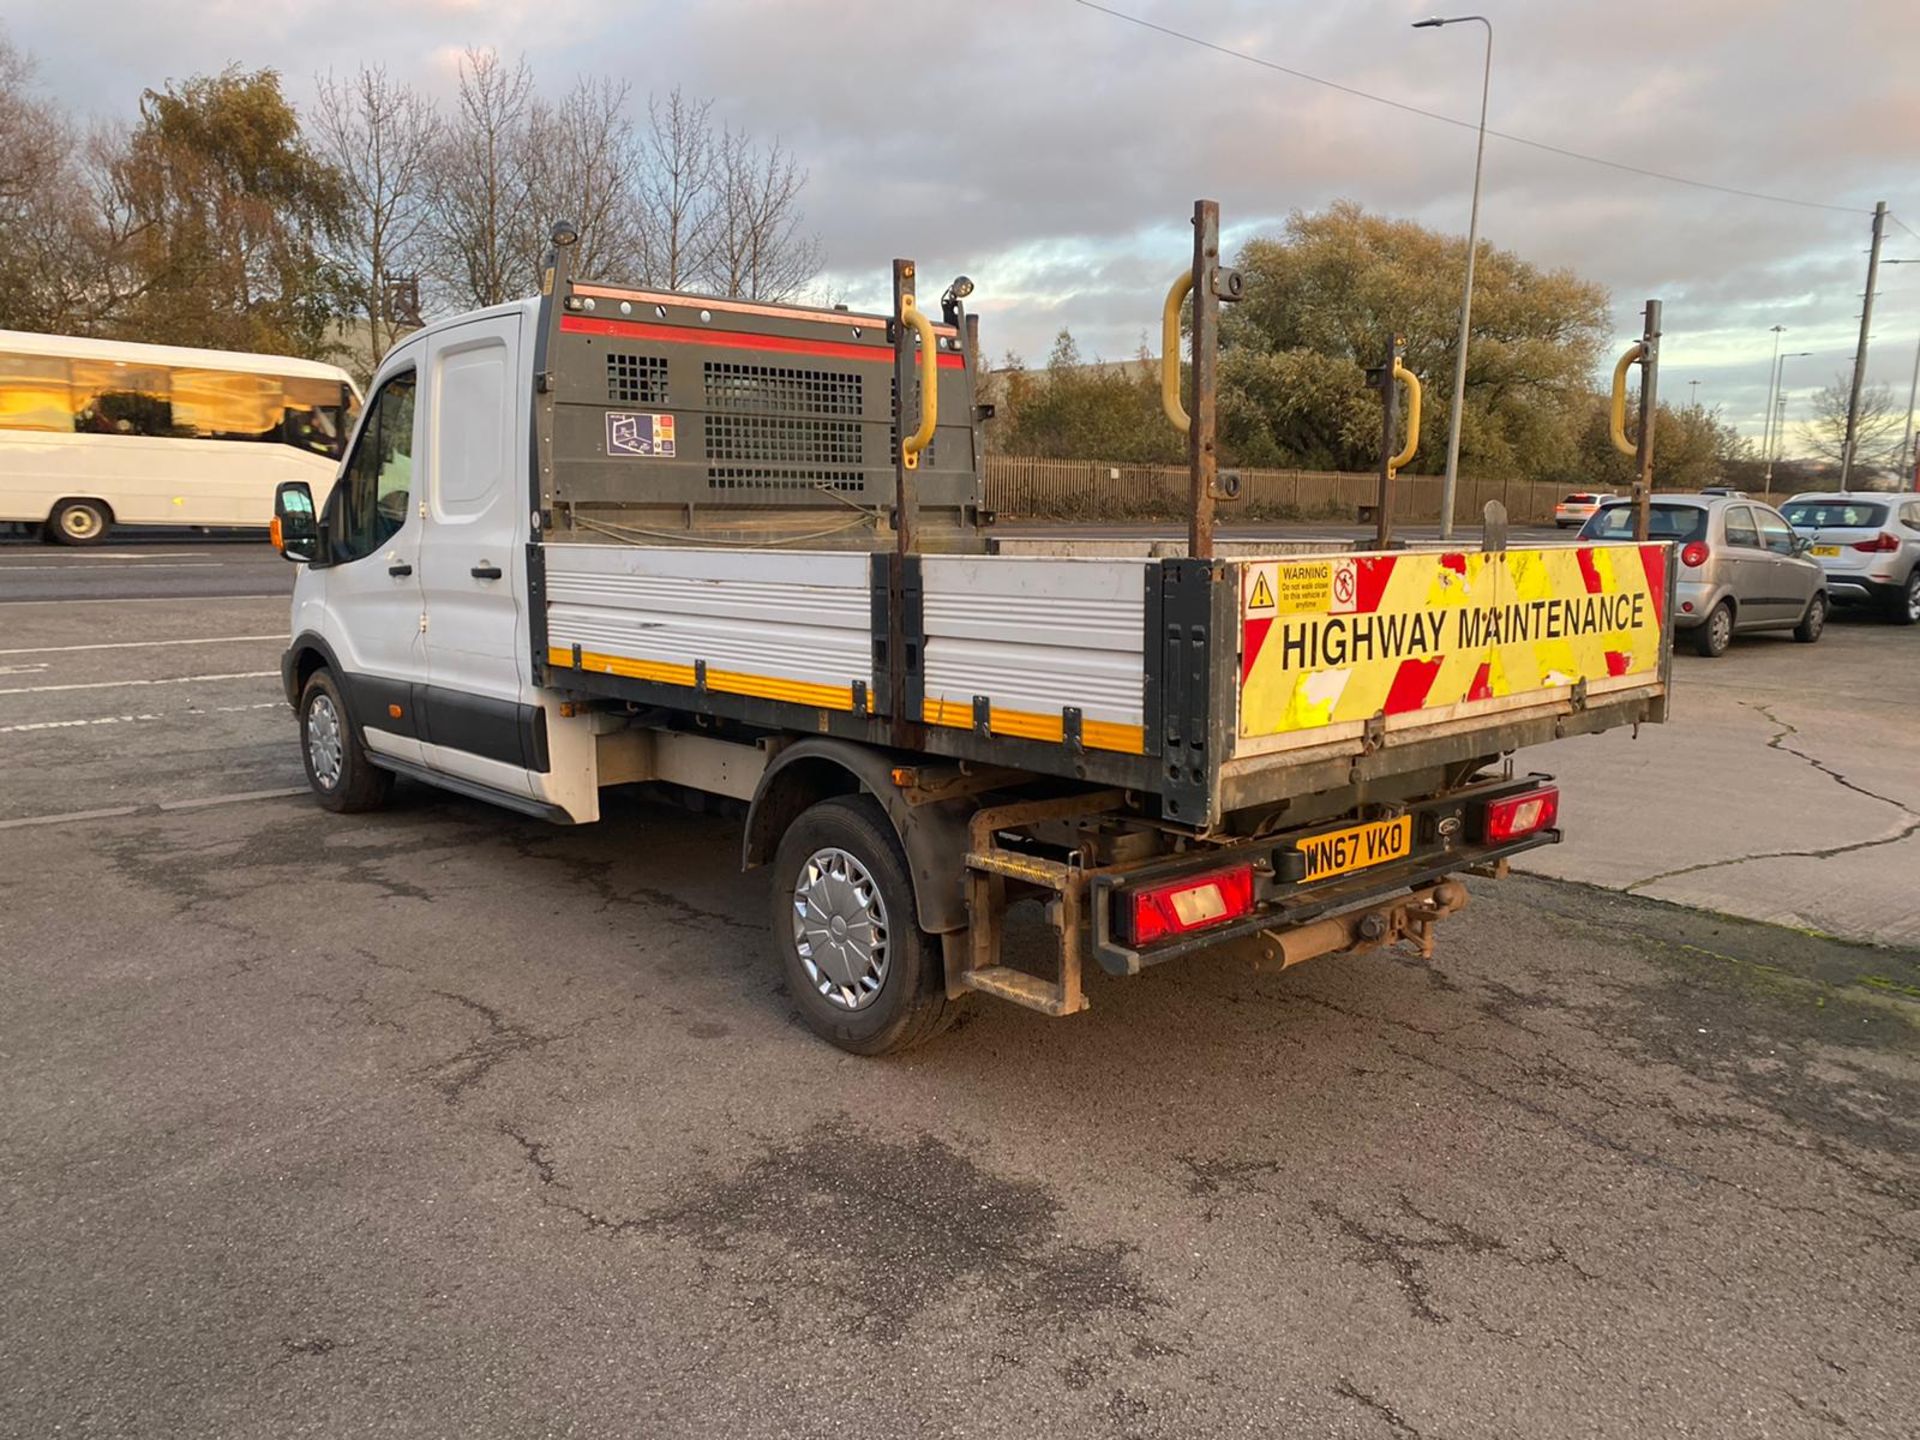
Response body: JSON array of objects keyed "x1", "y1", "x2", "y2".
[
  {"x1": 284, "y1": 631, "x2": 346, "y2": 711},
  {"x1": 743, "y1": 738, "x2": 973, "y2": 934}
]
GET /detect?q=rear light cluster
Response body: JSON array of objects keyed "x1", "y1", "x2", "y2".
[
  {"x1": 1479, "y1": 785, "x2": 1560, "y2": 843},
  {"x1": 1124, "y1": 865, "x2": 1254, "y2": 946},
  {"x1": 1852, "y1": 532, "x2": 1900, "y2": 553},
  {"x1": 1680, "y1": 542, "x2": 1710, "y2": 569}
]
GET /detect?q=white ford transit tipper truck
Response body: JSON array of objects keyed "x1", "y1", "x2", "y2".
[{"x1": 271, "y1": 209, "x2": 1674, "y2": 1054}]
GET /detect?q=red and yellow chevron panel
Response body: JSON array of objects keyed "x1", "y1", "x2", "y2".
[{"x1": 1238, "y1": 545, "x2": 1667, "y2": 739}]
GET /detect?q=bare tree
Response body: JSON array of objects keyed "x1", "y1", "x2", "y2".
[
  {"x1": 522, "y1": 75, "x2": 646, "y2": 285},
  {"x1": 1800, "y1": 374, "x2": 1904, "y2": 476},
  {"x1": 426, "y1": 49, "x2": 534, "y2": 310},
  {"x1": 638, "y1": 87, "x2": 717, "y2": 290},
  {"x1": 312, "y1": 65, "x2": 440, "y2": 375},
  {"x1": 714, "y1": 127, "x2": 820, "y2": 301},
  {"x1": 0, "y1": 32, "x2": 138, "y2": 333}
]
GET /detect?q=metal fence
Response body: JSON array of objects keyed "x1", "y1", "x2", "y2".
[{"x1": 982, "y1": 456, "x2": 1798, "y2": 526}]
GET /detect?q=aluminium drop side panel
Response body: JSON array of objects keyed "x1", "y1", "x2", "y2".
[
  {"x1": 542, "y1": 544, "x2": 876, "y2": 712},
  {"x1": 917, "y1": 555, "x2": 1150, "y2": 755}
]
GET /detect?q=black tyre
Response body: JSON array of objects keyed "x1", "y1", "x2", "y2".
[
  {"x1": 1890, "y1": 571, "x2": 1920, "y2": 627},
  {"x1": 1793, "y1": 592, "x2": 1827, "y2": 644},
  {"x1": 298, "y1": 670, "x2": 394, "y2": 814},
  {"x1": 769, "y1": 794, "x2": 960, "y2": 1055},
  {"x1": 46, "y1": 498, "x2": 111, "y2": 546},
  {"x1": 1691, "y1": 601, "x2": 1733, "y2": 657}
]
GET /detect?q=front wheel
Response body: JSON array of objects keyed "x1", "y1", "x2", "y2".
[
  {"x1": 1691, "y1": 601, "x2": 1733, "y2": 657},
  {"x1": 1793, "y1": 592, "x2": 1826, "y2": 643},
  {"x1": 46, "y1": 498, "x2": 111, "y2": 546},
  {"x1": 299, "y1": 670, "x2": 394, "y2": 814},
  {"x1": 769, "y1": 795, "x2": 961, "y2": 1055}
]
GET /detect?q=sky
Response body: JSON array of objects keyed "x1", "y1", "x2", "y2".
[{"x1": 7, "y1": 0, "x2": 1919, "y2": 454}]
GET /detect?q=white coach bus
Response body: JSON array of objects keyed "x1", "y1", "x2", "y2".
[{"x1": 0, "y1": 330, "x2": 361, "y2": 544}]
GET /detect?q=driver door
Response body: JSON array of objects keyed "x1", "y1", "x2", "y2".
[{"x1": 311, "y1": 359, "x2": 428, "y2": 764}]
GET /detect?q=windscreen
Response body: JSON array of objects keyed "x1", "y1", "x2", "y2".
[
  {"x1": 1580, "y1": 503, "x2": 1707, "y2": 543},
  {"x1": 1780, "y1": 499, "x2": 1887, "y2": 529}
]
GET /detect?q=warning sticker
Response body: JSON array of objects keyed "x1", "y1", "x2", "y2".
[
  {"x1": 1242, "y1": 558, "x2": 1358, "y2": 619},
  {"x1": 606, "y1": 411, "x2": 676, "y2": 458}
]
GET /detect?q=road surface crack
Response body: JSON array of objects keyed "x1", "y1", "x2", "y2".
[
  {"x1": 1626, "y1": 703, "x2": 1920, "y2": 891},
  {"x1": 1332, "y1": 1378, "x2": 1428, "y2": 1438},
  {"x1": 417, "y1": 991, "x2": 567, "y2": 1104}
]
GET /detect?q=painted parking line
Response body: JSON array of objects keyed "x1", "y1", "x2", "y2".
[
  {"x1": 0, "y1": 670, "x2": 279, "y2": 697},
  {"x1": 0, "y1": 786, "x2": 306, "y2": 832},
  {"x1": 0, "y1": 562, "x2": 226, "y2": 572},
  {"x1": 0, "y1": 701, "x2": 281, "y2": 734},
  {"x1": 0, "y1": 635, "x2": 283, "y2": 657},
  {"x1": 0, "y1": 594, "x2": 285, "y2": 606}
]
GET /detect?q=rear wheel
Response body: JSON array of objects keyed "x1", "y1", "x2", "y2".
[
  {"x1": 46, "y1": 498, "x2": 110, "y2": 546},
  {"x1": 1793, "y1": 592, "x2": 1827, "y2": 643},
  {"x1": 299, "y1": 670, "x2": 394, "y2": 814},
  {"x1": 1691, "y1": 601, "x2": 1733, "y2": 657},
  {"x1": 1891, "y1": 571, "x2": 1920, "y2": 627},
  {"x1": 769, "y1": 795, "x2": 960, "y2": 1055}
]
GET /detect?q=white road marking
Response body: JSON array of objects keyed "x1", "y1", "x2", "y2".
[
  {"x1": 0, "y1": 550, "x2": 211, "y2": 562},
  {"x1": 0, "y1": 562, "x2": 225, "y2": 572},
  {"x1": 0, "y1": 786, "x2": 306, "y2": 831},
  {"x1": 0, "y1": 634, "x2": 283, "y2": 657},
  {"x1": 0, "y1": 594, "x2": 285, "y2": 606},
  {"x1": 0, "y1": 701, "x2": 282, "y2": 734},
  {"x1": 0, "y1": 663, "x2": 50, "y2": 675},
  {"x1": 0, "y1": 669, "x2": 278, "y2": 696}
]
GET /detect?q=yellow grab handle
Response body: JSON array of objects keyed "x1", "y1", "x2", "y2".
[
  {"x1": 1609, "y1": 343, "x2": 1645, "y2": 457},
  {"x1": 900, "y1": 297, "x2": 938, "y2": 460},
  {"x1": 1161, "y1": 271, "x2": 1193, "y2": 434},
  {"x1": 1390, "y1": 359, "x2": 1421, "y2": 474}
]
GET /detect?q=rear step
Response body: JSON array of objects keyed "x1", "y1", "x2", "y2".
[{"x1": 960, "y1": 965, "x2": 1083, "y2": 1016}]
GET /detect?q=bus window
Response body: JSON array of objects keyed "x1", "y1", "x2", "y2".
[
  {"x1": 283, "y1": 377, "x2": 352, "y2": 460},
  {"x1": 0, "y1": 354, "x2": 74, "y2": 432},
  {"x1": 70, "y1": 361, "x2": 172, "y2": 437},
  {"x1": 173, "y1": 369, "x2": 283, "y2": 443}
]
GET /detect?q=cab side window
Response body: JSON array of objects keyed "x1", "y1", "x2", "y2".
[
  {"x1": 1756, "y1": 510, "x2": 1796, "y2": 556},
  {"x1": 1722, "y1": 505, "x2": 1760, "y2": 549},
  {"x1": 326, "y1": 371, "x2": 416, "y2": 564}
]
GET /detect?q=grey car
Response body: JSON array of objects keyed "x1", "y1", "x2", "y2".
[
  {"x1": 1579, "y1": 495, "x2": 1826, "y2": 657},
  {"x1": 1779, "y1": 492, "x2": 1920, "y2": 625}
]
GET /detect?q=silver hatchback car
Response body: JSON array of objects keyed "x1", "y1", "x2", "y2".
[
  {"x1": 1579, "y1": 495, "x2": 1826, "y2": 656},
  {"x1": 1779, "y1": 492, "x2": 1920, "y2": 625}
]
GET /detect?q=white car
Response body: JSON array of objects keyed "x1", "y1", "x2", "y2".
[
  {"x1": 1780, "y1": 492, "x2": 1920, "y2": 625},
  {"x1": 1553, "y1": 492, "x2": 1617, "y2": 528}
]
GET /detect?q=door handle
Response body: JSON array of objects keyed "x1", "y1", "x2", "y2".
[
  {"x1": 388, "y1": 563, "x2": 413, "y2": 577},
  {"x1": 471, "y1": 564, "x2": 503, "y2": 580}
]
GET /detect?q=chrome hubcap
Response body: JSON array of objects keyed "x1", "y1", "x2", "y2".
[
  {"x1": 1711, "y1": 608, "x2": 1731, "y2": 648},
  {"x1": 792, "y1": 846, "x2": 889, "y2": 1010},
  {"x1": 1908, "y1": 580, "x2": 1920, "y2": 622},
  {"x1": 307, "y1": 693, "x2": 344, "y2": 790}
]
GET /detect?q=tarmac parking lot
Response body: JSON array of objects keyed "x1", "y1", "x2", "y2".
[{"x1": 3, "y1": 539, "x2": 1918, "y2": 1438}]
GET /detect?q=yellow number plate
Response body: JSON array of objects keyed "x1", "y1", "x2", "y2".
[
  {"x1": 1296, "y1": 815, "x2": 1414, "y2": 883},
  {"x1": 1811, "y1": 545, "x2": 1841, "y2": 557}
]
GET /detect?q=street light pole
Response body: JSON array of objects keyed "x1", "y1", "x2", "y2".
[
  {"x1": 1413, "y1": 14, "x2": 1491, "y2": 542},
  {"x1": 1761, "y1": 324, "x2": 1785, "y2": 467},
  {"x1": 1766, "y1": 351, "x2": 1811, "y2": 486}
]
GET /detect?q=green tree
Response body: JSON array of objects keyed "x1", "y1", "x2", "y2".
[
  {"x1": 1564, "y1": 394, "x2": 1751, "y2": 493},
  {"x1": 991, "y1": 330, "x2": 1185, "y2": 464},
  {"x1": 110, "y1": 67, "x2": 350, "y2": 357},
  {"x1": 1222, "y1": 201, "x2": 1611, "y2": 480}
]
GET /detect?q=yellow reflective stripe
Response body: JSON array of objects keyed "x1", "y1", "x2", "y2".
[
  {"x1": 920, "y1": 696, "x2": 1145, "y2": 755},
  {"x1": 551, "y1": 647, "x2": 872, "y2": 713}
]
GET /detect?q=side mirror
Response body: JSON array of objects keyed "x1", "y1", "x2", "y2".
[
  {"x1": 272, "y1": 481, "x2": 319, "y2": 563},
  {"x1": 1790, "y1": 533, "x2": 1812, "y2": 555}
]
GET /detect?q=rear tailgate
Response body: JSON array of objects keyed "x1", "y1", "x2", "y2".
[{"x1": 1221, "y1": 543, "x2": 1672, "y2": 804}]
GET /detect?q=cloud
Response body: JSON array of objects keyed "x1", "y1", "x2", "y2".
[{"x1": 8, "y1": 0, "x2": 1917, "y2": 445}]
